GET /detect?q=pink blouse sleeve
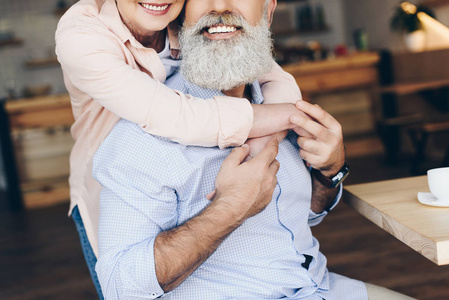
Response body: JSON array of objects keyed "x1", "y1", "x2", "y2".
[
  {"x1": 258, "y1": 62, "x2": 302, "y2": 104},
  {"x1": 56, "y1": 26, "x2": 252, "y2": 148}
]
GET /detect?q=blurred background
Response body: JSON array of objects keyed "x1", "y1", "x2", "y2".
[{"x1": 1, "y1": 0, "x2": 449, "y2": 299}]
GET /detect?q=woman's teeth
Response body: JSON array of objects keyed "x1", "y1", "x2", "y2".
[
  {"x1": 140, "y1": 3, "x2": 169, "y2": 11},
  {"x1": 208, "y1": 26, "x2": 237, "y2": 34}
]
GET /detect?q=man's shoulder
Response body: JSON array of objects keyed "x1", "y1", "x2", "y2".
[
  {"x1": 108, "y1": 119, "x2": 176, "y2": 150},
  {"x1": 93, "y1": 120, "x2": 185, "y2": 192},
  {"x1": 94, "y1": 120, "x2": 180, "y2": 171}
]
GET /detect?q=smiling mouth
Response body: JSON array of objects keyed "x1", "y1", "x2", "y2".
[
  {"x1": 139, "y1": 3, "x2": 169, "y2": 11},
  {"x1": 206, "y1": 25, "x2": 240, "y2": 34}
]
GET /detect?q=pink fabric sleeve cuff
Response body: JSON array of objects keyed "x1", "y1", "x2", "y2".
[{"x1": 214, "y1": 96, "x2": 253, "y2": 149}]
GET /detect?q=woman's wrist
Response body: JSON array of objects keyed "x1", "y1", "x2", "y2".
[{"x1": 249, "y1": 103, "x2": 295, "y2": 138}]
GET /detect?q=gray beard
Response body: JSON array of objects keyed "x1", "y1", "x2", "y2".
[{"x1": 179, "y1": 13, "x2": 274, "y2": 91}]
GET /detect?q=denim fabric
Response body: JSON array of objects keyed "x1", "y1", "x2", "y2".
[{"x1": 72, "y1": 205, "x2": 104, "y2": 300}]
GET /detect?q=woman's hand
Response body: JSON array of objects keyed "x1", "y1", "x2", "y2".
[
  {"x1": 249, "y1": 102, "x2": 313, "y2": 139},
  {"x1": 290, "y1": 101, "x2": 345, "y2": 177}
]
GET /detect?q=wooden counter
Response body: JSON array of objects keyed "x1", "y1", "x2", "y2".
[
  {"x1": 5, "y1": 94, "x2": 73, "y2": 130},
  {"x1": 282, "y1": 52, "x2": 380, "y2": 97}
]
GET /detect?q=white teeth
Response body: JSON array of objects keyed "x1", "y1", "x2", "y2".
[
  {"x1": 141, "y1": 3, "x2": 169, "y2": 11},
  {"x1": 207, "y1": 26, "x2": 237, "y2": 34}
]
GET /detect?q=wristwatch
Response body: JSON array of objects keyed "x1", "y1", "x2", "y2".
[{"x1": 312, "y1": 163, "x2": 350, "y2": 188}]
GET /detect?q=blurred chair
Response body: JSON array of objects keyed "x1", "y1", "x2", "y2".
[
  {"x1": 1, "y1": 94, "x2": 73, "y2": 209},
  {"x1": 0, "y1": 98, "x2": 23, "y2": 211},
  {"x1": 408, "y1": 120, "x2": 449, "y2": 173}
]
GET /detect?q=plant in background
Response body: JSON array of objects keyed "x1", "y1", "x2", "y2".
[
  {"x1": 390, "y1": 1, "x2": 436, "y2": 51},
  {"x1": 390, "y1": 1, "x2": 435, "y2": 33}
]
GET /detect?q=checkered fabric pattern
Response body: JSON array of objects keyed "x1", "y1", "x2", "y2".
[{"x1": 93, "y1": 72, "x2": 367, "y2": 299}]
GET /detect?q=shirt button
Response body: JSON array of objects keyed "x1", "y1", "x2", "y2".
[{"x1": 279, "y1": 205, "x2": 285, "y2": 212}]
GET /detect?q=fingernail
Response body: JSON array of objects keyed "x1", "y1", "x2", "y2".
[
  {"x1": 296, "y1": 100, "x2": 304, "y2": 108},
  {"x1": 241, "y1": 144, "x2": 249, "y2": 149}
]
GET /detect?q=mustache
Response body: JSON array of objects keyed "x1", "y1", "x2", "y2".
[{"x1": 188, "y1": 12, "x2": 248, "y2": 34}]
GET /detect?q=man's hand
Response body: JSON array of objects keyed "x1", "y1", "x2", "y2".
[
  {"x1": 290, "y1": 100, "x2": 345, "y2": 177},
  {"x1": 212, "y1": 138, "x2": 280, "y2": 221},
  {"x1": 288, "y1": 100, "x2": 345, "y2": 213}
]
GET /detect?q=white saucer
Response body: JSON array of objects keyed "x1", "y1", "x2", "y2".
[{"x1": 417, "y1": 192, "x2": 449, "y2": 207}]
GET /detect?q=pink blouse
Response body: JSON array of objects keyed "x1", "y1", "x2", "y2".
[{"x1": 55, "y1": 0, "x2": 301, "y2": 256}]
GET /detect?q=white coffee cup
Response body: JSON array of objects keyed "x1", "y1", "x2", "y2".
[{"x1": 427, "y1": 167, "x2": 449, "y2": 201}]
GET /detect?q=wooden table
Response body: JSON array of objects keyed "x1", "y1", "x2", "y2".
[{"x1": 343, "y1": 176, "x2": 449, "y2": 266}]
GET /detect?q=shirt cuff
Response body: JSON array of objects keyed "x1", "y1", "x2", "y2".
[
  {"x1": 121, "y1": 238, "x2": 165, "y2": 299},
  {"x1": 308, "y1": 184, "x2": 342, "y2": 226},
  {"x1": 214, "y1": 96, "x2": 253, "y2": 149}
]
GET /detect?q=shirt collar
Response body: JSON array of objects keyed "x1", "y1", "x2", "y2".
[
  {"x1": 249, "y1": 80, "x2": 264, "y2": 105},
  {"x1": 167, "y1": 19, "x2": 181, "y2": 59}
]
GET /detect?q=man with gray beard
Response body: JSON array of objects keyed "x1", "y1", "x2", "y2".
[{"x1": 93, "y1": 0, "x2": 416, "y2": 299}]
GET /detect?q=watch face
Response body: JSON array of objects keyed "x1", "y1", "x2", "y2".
[
  {"x1": 312, "y1": 164, "x2": 350, "y2": 188},
  {"x1": 331, "y1": 165, "x2": 350, "y2": 188}
]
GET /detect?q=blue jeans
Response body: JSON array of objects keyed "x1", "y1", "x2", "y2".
[{"x1": 72, "y1": 206, "x2": 104, "y2": 300}]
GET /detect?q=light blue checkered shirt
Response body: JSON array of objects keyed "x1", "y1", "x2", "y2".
[{"x1": 94, "y1": 71, "x2": 367, "y2": 299}]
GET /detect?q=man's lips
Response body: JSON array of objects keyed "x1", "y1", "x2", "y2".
[
  {"x1": 206, "y1": 25, "x2": 239, "y2": 34},
  {"x1": 203, "y1": 24, "x2": 241, "y2": 40}
]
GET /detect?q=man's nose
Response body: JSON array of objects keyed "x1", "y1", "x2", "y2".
[{"x1": 208, "y1": 0, "x2": 233, "y2": 14}]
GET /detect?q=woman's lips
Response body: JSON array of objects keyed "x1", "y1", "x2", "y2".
[{"x1": 139, "y1": 3, "x2": 171, "y2": 15}]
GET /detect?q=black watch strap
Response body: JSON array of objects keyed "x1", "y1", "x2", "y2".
[{"x1": 312, "y1": 163, "x2": 350, "y2": 188}]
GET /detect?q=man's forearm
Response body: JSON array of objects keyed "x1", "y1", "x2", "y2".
[
  {"x1": 154, "y1": 200, "x2": 242, "y2": 292},
  {"x1": 310, "y1": 175, "x2": 339, "y2": 213}
]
